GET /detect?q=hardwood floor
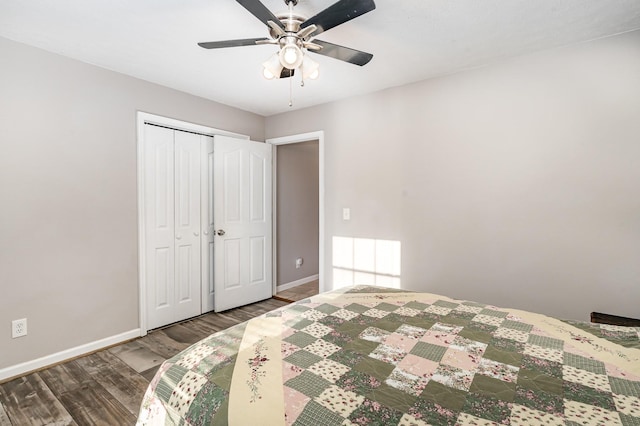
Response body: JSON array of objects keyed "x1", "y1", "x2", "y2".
[
  {"x1": 274, "y1": 279, "x2": 319, "y2": 303},
  {"x1": 0, "y1": 298, "x2": 289, "y2": 426}
]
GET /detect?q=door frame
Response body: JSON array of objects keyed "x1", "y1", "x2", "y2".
[
  {"x1": 136, "y1": 111, "x2": 249, "y2": 336},
  {"x1": 266, "y1": 131, "x2": 325, "y2": 296}
]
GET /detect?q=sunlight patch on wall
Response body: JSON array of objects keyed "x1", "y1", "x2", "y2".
[{"x1": 332, "y1": 236, "x2": 401, "y2": 289}]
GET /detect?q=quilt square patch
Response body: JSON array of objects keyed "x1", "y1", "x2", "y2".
[
  {"x1": 613, "y1": 393, "x2": 640, "y2": 418},
  {"x1": 564, "y1": 400, "x2": 623, "y2": 426},
  {"x1": 397, "y1": 354, "x2": 439, "y2": 378},
  {"x1": 609, "y1": 377, "x2": 640, "y2": 397},
  {"x1": 385, "y1": 367, "x2": 429, "y2": 396},
  {"x1": 410, "y1": 341, "x2": 448, "y2": 363},
  {"x1": 301, "y1": 322, "x2": 333, "y2": 339},
  {"x1": 425, "y1": 305, "x2": 452, "y2": 316},
  {"x1": 562, "y1": 364, "x2": 612, "y2": 392},
  {"x1": 396, "y1": 324, "x2": 428, "y2": 340},
  {"x1": 509, "y1": 403, "x2": 564, "y2": 426},
  {"x1": 462, "y1": 393, "x2": 513, "y2": 424},
  {"x1": 316, "y1": 385, "x2": 365, "y2": 417},
  {"x1": 300, "y1": 309, "x2": 328, "y2": 321},
  {"x1": 284, "y1": 331, "x2": 318, "y2": 349},
  {"x1": 477, "y1": 358, "x2": 519, "y2": 383},
  {"x1": 284, "y1": 349, "x2": 323, "y2": 369},
  {"x1": 493, "y1": 327, "x2": 530, "y2": 343},
  {"x1": 307, "y1": 359, "x2": 350, "y2": 383},
  {"x1": 369, "y1": 343, "x2": 407, "y2": 366},
  {"x1": 362, "y1": 308, "x2": 390, "y2": 319},
  {"x1": 394, "y1": 306, "x2": 422, "y2": 317},
  {"x1": 431, "y1": 364, "x2": 475, "y2": 391},
  {"x1": 563, "y1": 352, "x2": 606, "y2": 375},
  {"x1": 359, "y1": 326, "x2": 391, "y2": 343},
  {"x1": 348, "y1": 398, "x2": 403, "y2": 425},
  {"x1": 305, "y1": 339, "x2": 342, "y2": 358},
  {"x1": 522, "y1": 344, "x2": 563, "y2": 363},
  {"x1": 472, "y1": 314, "x2": 505, "y2": 327},
  {"x1": 330, "y1": 308, "x2": 360, "y2": 321},
  {"x1": 527, "y1": 334, "x2": 564, "y2": 350},
  {"x1": 514, "y1": 386, "x2": 564, "y2": 415},
  {"x1": 286, "y1": 370, "x2": 332, "y2": 398},
  {"x1": 292, "y1": 400, "x2": 344, "y2": 426}
]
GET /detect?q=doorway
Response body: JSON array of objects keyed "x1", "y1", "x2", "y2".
[{"x1": 267, "y1": 131, "x2": 325, "y2": 299}]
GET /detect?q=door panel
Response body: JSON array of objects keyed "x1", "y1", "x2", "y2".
[
  {"x1": 201, "y1": 136, "x2": 215, "y2": 313},
  {"x1": 173, "y1": 131, "x2": 201, "y2": 320},
  {"x1": 214, "y1": 136, "x2": 272, "y2": 311},
  {"x1": 145, "y1": 125, "x2": 202, "y2": 330}
]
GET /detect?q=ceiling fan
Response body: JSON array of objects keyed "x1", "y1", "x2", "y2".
[{"x1": 198, "y1": 0, "x2": 376, "y2": 80}]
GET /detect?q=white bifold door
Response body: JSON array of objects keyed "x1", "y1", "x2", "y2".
[
  {"x1": 144, "y1": 126, "x2": 271, "y2": 330},
  {"x1": 144, "y1": 125, "x2": 214, "y2": 330},
  {"x1": 213, "y1": 136, "x2": 272, "y2": 312}
]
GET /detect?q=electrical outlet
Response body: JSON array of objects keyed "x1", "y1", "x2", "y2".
[
  {"x1": 12, "y1": 318, "x2": 27, "y2": 338},
  {"x1": 295, "y1": 257, "x2": 303, "y2": 269}
]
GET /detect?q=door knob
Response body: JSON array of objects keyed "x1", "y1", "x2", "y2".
[
  {"x1": 216, "y1": 229, "x2": 225, "y2": 236},
  {"x1": 203, "y1": 230, "x2": 209, "y2": 235},
  {"x1": 194, "y1": 232, "x2": 199, "y2": 237},
  {"x1": 176, "y1": 234, "x2": 182, "y2": 240}
]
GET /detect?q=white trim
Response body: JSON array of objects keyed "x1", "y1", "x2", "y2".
[
  {"x1": 276, "y1": 274, "x2": 319, "y2": 293},
  {"x1": 0, "y1": 329, "x2": 140, "y2": 383},
  {"x1": 266, "y1": 131, "x2": 325, "y2": 295},
  {"x1": 137, "y1": 111, "x2": 249, "y2": 335}
]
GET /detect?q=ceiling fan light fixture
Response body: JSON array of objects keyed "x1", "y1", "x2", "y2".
[
  {"x1": 262, "y1": 52, "x2": 283, "y2": 79},
  {"x1": 301, "y1": 56, "x2": 319, "y2": 80},
  {"x1": 279, "y1": 43, "x2": 303, "y2": 69}
]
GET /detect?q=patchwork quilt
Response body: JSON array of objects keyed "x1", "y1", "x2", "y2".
[{"x1": 137, "y1": 286, "x2": 640, "y2": 425}]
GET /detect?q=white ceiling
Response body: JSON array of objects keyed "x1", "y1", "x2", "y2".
[{"x1": 1, "y1": 0, "x2": 640, "y2": 116}]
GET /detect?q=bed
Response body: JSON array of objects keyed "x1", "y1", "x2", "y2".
[{"x1": 136, "y1": 285, "x2": 640, "y2": 425}]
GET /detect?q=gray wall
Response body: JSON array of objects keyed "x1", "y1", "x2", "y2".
[
  {"x1": 276, "y1": 141, "x2": 319, "y2": 286},
  {"x1": 265, "y1": 30, "x2": 640, "y2": 321},
  {"x1": 0, "y1": 37, "x2": 264, "y2": 370}
]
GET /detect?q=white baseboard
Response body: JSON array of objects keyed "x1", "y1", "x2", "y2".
[
  {"x1": 277, "y1": 274, "x2": 319, "y2": 293},
  {"x1": 0, "y1": 328, "x2": 141, "y2": 382}
]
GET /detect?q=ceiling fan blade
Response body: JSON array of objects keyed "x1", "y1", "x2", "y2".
[
  {"x1": 311, "y1": 39, "x2": 373, "y2": 66},
  {"x1": 236, "y1": 0, "x2": 285, "y2": 29},
  {"x1": 300, "y1": 0, "x2": 376, "y2": 36},
  {"x1": 198, "y1": 38, "x2": 270, "y2": 49}
]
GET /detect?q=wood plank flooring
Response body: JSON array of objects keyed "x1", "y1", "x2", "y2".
[
  {"x1": 274, "y1": 279, "x2": 319, "y2": 303},
  {"x1": 0, "y1": 298, "x2": 288, "y2": 426}
]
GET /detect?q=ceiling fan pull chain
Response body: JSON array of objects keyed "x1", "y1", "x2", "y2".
[{"x1": 289, "y1": 75, "x2": 293, "y2": 107}]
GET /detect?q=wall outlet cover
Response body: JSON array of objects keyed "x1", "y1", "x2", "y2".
[{"x1": 12, "y1": 318, "x2": 27, "y2": 338}]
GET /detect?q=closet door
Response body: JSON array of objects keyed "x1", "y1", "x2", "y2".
[{"x1": 145, "y1": 125, "x2": 201, "y2": 330}]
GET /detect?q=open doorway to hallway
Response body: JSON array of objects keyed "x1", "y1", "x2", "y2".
[{"x1": 273, "y1": 139, "x2": 320, "y2": 303}]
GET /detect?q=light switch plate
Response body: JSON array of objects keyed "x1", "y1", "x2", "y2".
[{"x1": 343, "y1": 208, "x2": 350, "y2": 221}]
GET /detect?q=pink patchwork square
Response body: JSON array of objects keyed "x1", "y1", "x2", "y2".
[
  {"x1": 397, "y1": 354, "x2": 440, "y2": 378},
  {"x1": 282, "y1": 361, "x2": 304, "y2": 382},
  {"x1": 421, "y1": 331, "x2": 457, "y2": 346},
  {"x1": 284, "y1": 387, "x2": 310, "y2": 425},
  {"x1": 441, "y1": 348, "x2": 480, "y2": 371},
  {"x1": 384, "y1": 333, "x2": 420, "y2": 353}
]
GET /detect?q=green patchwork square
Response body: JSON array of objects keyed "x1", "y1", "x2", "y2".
[
  {"x1": 154, "y1": 364, "x2": 189, "y2": 403},
  {"x1": 209, "y1": 362, "x2": 235, "y2": 390},
  {"x1": 489, "y1": 337, "x2": 525, "y2": 353},
  {"x1": 293, "y1": 400, "x2": 343, "y2": 426},
  {"x1": 335, "y1": 321, "x2": 368, "y2": 337},
  {"x1": 287, "y1": 304, "x2": 311, "y2": 313},
  {"x1": 520, "y1": 355, "x2": 562, "y2": 378},
  {"x1": 404, "y1": 301, "x2": 430, "y2": 311},
  {"x1": 439, "y1": 315, "x2": 469, "y2": 327},
  {"x1": 375, "y1": 302, "x2": 400, "y2": 312},
  {"x1": 618, "y1": 412, "x2": 640, "y2": 426},
  {"x1": 328, "y1": 349, "x2": 365, "y2": 368},
  {"x1": 500, "y1": 319, "x2": 533, "y2": 333},
  {"x1": 466, "y1": 321, "x2": 498, "y2": 334},
  {"x1": 410, "y1": 342, "x2": 447, "y2": 362},
  {"x1": 458, "y1": 328, "x2": 493, "y2": 344},
  {"x1": 410, "y1": 395, "x2": 461, "y2": 424},
  {"x1": 462, "y1": 393, "x2": 512, "y2": 424},
  {"x1": 189, "y1": 381, "x2": 228, "y2": 421},
  {"x1": 469, "y1": 374, "x2": 516, "y2": 402},
  {"x1": 527, "y1": 334, "x2": 564, "y2": 350},
  {"x1": 365, "y1": 383, "x2": 417, "y2": 412},
  {"x1": 285, "y1": 350, "x2": 323, "y2": 368},
  {"x1": 445, "y1": 310, "x2": 476, "y2": 321},
  {"x1": 516, "y1": 369, "x2": 563, "y2": 395},
  {"x1": 609, "y1": 376, "x2": 640, "y2": 397},
  {"x1": 563, "y1": 352, "x2": 606, "y2": 375},
  {"x1": 564, "y1": 381, "x2": 616, "y2": 411},
  {"x1": 347, "y1": 398, "x2": 403, "y2": 424},
  {"x1": 314, "y1": 303, "x2": 341, "y2": 314},
  {"x1": 419, "y1": 380, "x2": 466, "y2": 411},
  {"x1": 515, "y1": 386, "x2": 564, "y2": 415},
  {"x1": 354, "y1": 356, "x2": 395, "y2": 381},
  {"x1": 284, "y1": 331, "x2": 317, "y2": 348},
  {"x1": 286, "y1": 371, "x2": 332, "y2": 399},
  {"x1": 462, "y1": 301, "x2": 486, "y2": 308},
  {"x1": 372, "y1": 316, "x2": 405, "y2": 333},
  {"x1": 399, "y1": 315, "x2": 435, "y2": 330},
  {"x1": 344, "y1": 303, "x2": 370, "y2": 313},
  {"x1": 433, "y1": 300, "x2": 459, "y2": 309},
  {"x1": 344, "y1": 338, "x2": 379, "y2": 355},
  {"x1": 336, "y1": 369, "x2": 382, "y2": 394},
  {"x1": 286, "y1": 317, "x2": 315, "y2": 330},
  {"x1": 483, "y1": 346, "x2": 523, "y2": 367},
  {"x1": 479, "y1": 308, "x2": 508, "y2": 318}
]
